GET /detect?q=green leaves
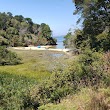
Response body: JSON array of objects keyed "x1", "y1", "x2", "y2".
[
  {"x1": 0, "y1": 12, "x2": 56, "y2": 47},
  {"x1": 0, "y1": 47, "x2": 21, "y2": 65},
  {"x1": 0, "y1": 72, "x2": 37, "y2": 110},
  {"x1": 72, "y1": 0, "x2": 110, "y2": 51}
]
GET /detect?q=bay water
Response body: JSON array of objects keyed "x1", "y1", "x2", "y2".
[
  {"x1": 52, "y1": 36, "x2": 65, "y2": 57},
  {"x1": 53, "y1": 36, "x2": 65, "y2": 49}
]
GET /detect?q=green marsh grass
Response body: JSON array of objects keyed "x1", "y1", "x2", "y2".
[{"x1": 0, "y1": 49, "x2": 52, "y2": 81}]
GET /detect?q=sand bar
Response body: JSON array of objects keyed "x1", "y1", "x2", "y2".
[{"x1": 10, "y1": 47, "x2": 70, "y2": 53}]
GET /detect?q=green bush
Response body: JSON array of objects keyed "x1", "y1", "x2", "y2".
[
  {"x1": 0, "y1": 72, "x2": 37, "y2": 110},
  {"x1": 0, "y1": 46, "x2": 21, "y2": 65},
  {"x1": 78, "y1": 49, "x2": 110, "y2": 87}
]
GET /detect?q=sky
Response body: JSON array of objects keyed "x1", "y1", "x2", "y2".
[{"x1": 0, "y1": 0, "x2": 81, "y2": 36}]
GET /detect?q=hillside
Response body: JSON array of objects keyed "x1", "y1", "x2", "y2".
[{"x1": 0, "y1": 12, "x2": 57, "y2": 47}]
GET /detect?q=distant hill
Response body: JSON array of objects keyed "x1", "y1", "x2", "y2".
[{"x1": 0, "y1": 12, "x2": 57, "y2": 47}]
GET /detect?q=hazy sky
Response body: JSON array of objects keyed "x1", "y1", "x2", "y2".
[{"x1": 0, "y1": 0, "x2": 81, "y2": 36}]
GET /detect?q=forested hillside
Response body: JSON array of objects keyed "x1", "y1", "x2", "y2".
[{"x1": 0, "y1": 12, "x2": 57, "y2": 47}]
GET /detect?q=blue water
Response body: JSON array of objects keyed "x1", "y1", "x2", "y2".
[{"x1": 53, "y1": 36, "x2": 65, "y2": 49}]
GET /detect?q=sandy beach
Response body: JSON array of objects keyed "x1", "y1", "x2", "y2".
[{"x1": 10, "y1": 47, "x2": 70, "y2": 53}]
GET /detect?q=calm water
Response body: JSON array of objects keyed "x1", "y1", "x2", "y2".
[
  {"x1": 51, "y1": 36, "x2": 65, "y2": 57},
  {"x1": 53, "y1": 36, "x2": 65, "y2": 49}
]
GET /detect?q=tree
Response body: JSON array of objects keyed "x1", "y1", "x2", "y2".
[
  {"x1": 63, "y1": 32, "x2": 72, "y2": 48},
  {"x1": 0, "y1": 12, "x2": 8, "y2": 30},
  {"x1": 14, "y1": 15, "x2": 24, "y2": 22},
  {"x1": 73, "y1": 0, "x2": 110, "y2": 51},
  {"x1": 25, "y1": 18, "x2": 33, "y2": 25},
  {"x1": 0, "y1": 12, "x2": 56, "y2": 47},
  {"x1": 40, "y1": 23, "x2": 52, "y2": 39},
  {"x1": 7, "y1": 12, "x2": 13, "y2": 18},
  {"x1": 0, "y1": 46, "x2": 21, "y2": 65}
]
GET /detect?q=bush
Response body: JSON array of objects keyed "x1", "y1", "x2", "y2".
[
  {"x1": 0, "y1": 72, "x2": 37, "y2": 110},
  {"x1": 24, "y1": 70, "x2": 76, "y2": 108},
  {"x1": 0, "y1": 46, "x2": 21, "y2": 65}
]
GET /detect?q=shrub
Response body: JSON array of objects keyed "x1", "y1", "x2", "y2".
[
  {"x1": 0, "y1": 46, "x2": 21, "y2": 65},
  {"x1": 0, "y1": 72, "x2": 37, "y2": 110},
  {"x1": 24, "y1": 71, "x2": 75, "y2": 107}
]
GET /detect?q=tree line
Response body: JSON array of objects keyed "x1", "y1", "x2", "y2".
[
  {"x1": 0, "y1": 12, "x2": 57, "y2": 47},
  {"x1": 64, "y1": 0, "x2": 110, "y2": 52}
]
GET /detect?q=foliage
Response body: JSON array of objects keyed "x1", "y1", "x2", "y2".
[
  {"x1": 72, "y1": 0, "x2": 110, "y2": 51},
  {"x1": 0, "y1": 72, "x2": 37, "y2": 110},
  {"x1": 24, "y1": 49, "x2": 110, "y2": 109},
  {"x1": 64, "y1": 29, "x2": 85, "y2": 50},
  {"x1": 63, "y1": 32, "x2": 72, "y2": 48},
  {"x1": 0, "y1": 47, "x2": 21, "y2": 65},
  {"x1": 0, "y1": 1, "x2": 110, "y2": 109},
  {"x1": 0, "y1": 12, "x2": 56, "y2": 47}
]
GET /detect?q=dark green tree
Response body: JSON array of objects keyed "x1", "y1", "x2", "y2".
[
  {"x1": 14, "y1": 15, "x2": 24, "y2": 22},
  {"x1": 73, "y1": 0, "x2": 110, "y2": 51},
  {"x1": 0, "y1": 46, "x2": 21, "y2": 65}
]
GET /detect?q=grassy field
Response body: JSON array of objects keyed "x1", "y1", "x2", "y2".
[
  {"x1": 0, "y1": 49, "x2": 54, "y2": 81},
  {"x1": 0, "y1": 49, "x2": 69, "y2": 80}
]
